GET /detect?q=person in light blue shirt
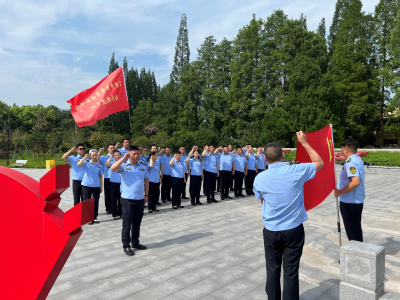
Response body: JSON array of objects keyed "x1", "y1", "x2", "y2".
[
  {"x1": 253, "y1": 132, "x2": 324, "y2": 299},
  {"x1": 180, "y1": 146, "x2": 189, "y2": 200},
  {"x1": 256, "y1": 146, "x2": 267, "y2": 171},
  {"x1": 99, "y1": 144, "x2": 115, "y2": 215},
  {"x1": 334, "y1": 139, "x2": 365, "y2": 242},
  {"x1": 111, "y1": 146, "x2": 149, "y2": 256},
  {"x1": 217, "y1": 146, "x2": 235, "y2": 200},
  {"x1": 62, "y1": 143, "x2": 88, "y2": 206},
  {"x1": 106, "y1": 150, "x2": 122, "y2": 219},
  {"x1": 170, "y1": 151, "x2": 186, "y2": 209},
  {"x1": 202, "y1": 145, "x2": 220, "y2": 203},
  {"x1": 233, "y1": 147, "x2": 247, "y2": 197},
  {"x1": 186, "y1": 148, "x2": 203, "y2": 206},
  {"x1": 117, "y1": 138, "x2": 131, "y2": 156},
  {"x1": 245, "y1": 145, "x2": 258, "y2": 196},
  {"x1": 78, "y1": 149, "x2": 104, "y2": 225},
  {"x1": 160, "y1": 147, "x2": 173, "y2": 203},
  {"x1": 148, "y1": 152, "x2": 163, "y2": 213}
]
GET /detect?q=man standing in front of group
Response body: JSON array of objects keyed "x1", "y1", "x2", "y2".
[
  {"x1": 111, "y1": 146, "x2": 149, "y2": 256},
  {"x1": 62, "y1": 143, "x2": 88, "y2": 206},
  {"x1": 334, "y1": 139, "x2": 365, "y2": 242},
  {"x1": 160, "y1": 147, "x2": 173, "y2": 203},
  {"x1": 254, "y1": 131, "x2": 324, "y2": 299}
]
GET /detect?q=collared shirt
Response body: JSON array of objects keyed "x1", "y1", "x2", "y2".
[
  {"x1": 339, "y1": 154, "x2": 365, "y2": 204},
  {"x1": 81, "y1": 159, "x2": 104, "y2": 188},
  {"x1": 181, "y1": 154, "x2": 189, "y2": 173},
  {"x1": 243, "y1": 149, "x2": 248, "y2": 155},
  {"x1": 119, "y1": 161, "x2": 149, "y2": 200},
  {"x1": 161, "y1": 155, "x2": 173, "y2": 175},
  {"x1": 171, "y1": 159, "x2": 185, "y2": 178},
  {"x1": 139, "y1": 156, "x2": 149, "y2": 167},
  {"x1": 204, "y1": 153, "x2": 219, "y2": 173},
  {"x1": 256, "y1": 153, "x2": 266, "y2": 170},
  {"x1": 253, "y1": 162, "x2": 316, "y2": 231},
  {"x1": 67, "y1": 155, "x2": 87, "y2": 181},
  {"x1": 109, "y1": 160, "x2": 121, "y2": 183},
  {"x1": 99, "y1": 155, "x2": 112, "y2": 179},
  {"x1": 218, "y1": 152, "x2": 233, "y2": 171},
  {"x1": 188, "y1": 158, "x2": 202, "y2": 176},
  {"x1": 118, "y1": 148, "x2": 129, "y2": 156},
  {"x1": 148, "y1": 159, "x2": 161, "y2": 183},
  {"x1": 234, "y1": 155, "x2": 247, "y2": 172},
  {"x1": 247, "y1": 153, "x2": 257, "y2": 170}
]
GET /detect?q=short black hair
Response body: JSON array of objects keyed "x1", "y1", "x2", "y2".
[
  {"x1": 248, "y1": 144, "x2": 253, "y2": 147},
  {"x1": 76, "y1": 143, "x2": 85, "y2": 148},
  {"x1": 223, "y1": 145, "x2": 228, "y2": 148},
  {"x1": 108, "y1": 143, "x2": 115, "y2": 148},
  {"x1": 341, "y1": 139, "x2": 358, "y2": 153},
  {"x1": 123, "y1": 138, "x2": 130, "y2": 143},
  {"x1": 175, "y1": 150, "x2": 181, "y2": 155},
  {"x1": 129, "y1": 145, "x2": 140, "y2": 151},
  {"x1": 165, "y1": 146, "x2": 170, "y2": 149},
  {"x1": 208, "y1": 144, "x2": 213, "y2": 147},
  {"x1": 150, "y1": 144, "x2": 157, "y2": 148},
  {"x1": 264, "y1": 142, "x2": 282, "y2": 163},
  {"x1": 112, "y1": 149, "x2": 121, "y2": 155},
  {"x1": 180, "y1": 146, "x2": 185, "y2": 149}
]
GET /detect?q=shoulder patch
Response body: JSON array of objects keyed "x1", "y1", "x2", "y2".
[
  {"x1": 349, "y1": 166, "x2": 356, "y2": 174},
  {"x1": 347, "y1": 158, "x2": 351, "y2": 162}
]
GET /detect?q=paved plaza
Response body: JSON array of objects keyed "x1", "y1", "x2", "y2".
[{"x1": 15, "y1": 167, "x2": 400, "y2": 299}]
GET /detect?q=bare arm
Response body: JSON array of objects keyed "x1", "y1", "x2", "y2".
[
  {"x1": 98, "y1": 147, "x2": 104, "y2": 157},
  {"x1": 232, "y1": 162, "x2": 235, "y2": 175},
  {"x1": 99, "y1": 175, "x2": 103, "y2": 193},
  {"x1": 149, "y1": 158, "x2": 154, "y2": 168},
  {"x1": 105, "y1": 155, "x2": 113, "y2": 167},
  {"x1": 255, "y1": 152, "x2": 260, "y2": 159},
  {"x1": 110, "y1": 153, "x2": 129, "y2": 173},
  {"x1": 245, "y1": 163, "x2": 248, "y2": 176},
  {"x1": 62, "y1": 147, "x2": 76, "y2": 162},
  {"x1": 334, "y1": 177, "x2": 360, "y2": 197},
  {"x1": 297, "y1": 131, "x2": 324, "y2": 172},
  {"x1": 77, "y1": 154, "x2": 89, "y2": 167},
  {"x1": 144, "y1": 178, "x2": 149, "y2": 204},
  {"x1": 169, "y1": 156, "x2": 176, "y2": 166}
]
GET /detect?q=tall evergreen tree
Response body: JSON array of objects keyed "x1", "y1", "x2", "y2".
[
  {"x1": 317, "y1": 18, "x2": 326, "y2": 38},
  {"x1": 171, "y1": 14, "x2": 190, "y2": 84},
  {"x1": 123, "y1": 57, "x2": 128, "y2": 81},
  {"x1": 108, "y1": 52, "x2": 119, "y2": 74}
]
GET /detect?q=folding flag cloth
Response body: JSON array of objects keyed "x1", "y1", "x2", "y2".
[
  {"x1": 67, "y1": 67, "x2": 129, "y2": 127},
  {"x1": 296, "y1": 124, "x2": 335, "y2": 211}
]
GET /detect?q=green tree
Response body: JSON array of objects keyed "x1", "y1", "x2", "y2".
[
  {"x1": 317, "y1": 18, "x2": 326, "y2": 38},
  {"x1": 171, "y1": 13, "x2": 190, "y2": 84},
  {"x1": 132, "y1": 98, "x2": 153, "y2": 137}
]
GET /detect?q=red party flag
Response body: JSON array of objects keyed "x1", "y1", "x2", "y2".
[
  {"x1": 67, "y1": 67, "x2": 129, "y2": 127},
  {"x1": 296, "y1": 124, "x2": 335, "y2": 211}
]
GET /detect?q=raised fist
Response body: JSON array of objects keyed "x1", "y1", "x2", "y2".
[
  {"x1": 71, "y1": 147, "x2": 77, "y2": 152},
  {"x1": 116, "y1": 142, "x2": 122, "y2": 148},
  {"x1": 99, "y1": 147, "x2": 104, "y2": 153},
  {"x1": 160, "y1": 149, "x2": 165, "y2": 153},
  {"x1": 85, "y1": 153, "x2": 90, "y2": 158},
  {"x1": 123, "y1": 153, "x2": 130, "y2": 160}
]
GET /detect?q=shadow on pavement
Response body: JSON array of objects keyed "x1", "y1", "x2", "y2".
[{"x1": 146, "y1": 232, "x2": 214, "y2": 249}]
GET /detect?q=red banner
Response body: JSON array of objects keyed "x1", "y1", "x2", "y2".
[
  {"x1": 67, "y1": 67, "x2": 129, "y2": 127},
  {"x1": 296, "y1": 125, "x2": 335, "y2": 211}
]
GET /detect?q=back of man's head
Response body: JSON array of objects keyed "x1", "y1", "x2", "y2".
[
  {"x1": 264, "y1": 142, "x2": 282, "y2": 163},
  {"x1": 341, "y1": 139, "x2": 357, "y2": 153}
]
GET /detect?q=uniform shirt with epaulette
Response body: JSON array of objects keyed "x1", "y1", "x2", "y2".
[
  {"x1": 81, "y1": 159, "x2": 104, "y2": 187},
  {"x1": 218, "y1": 152, "x2": 233, "y2": 171},
  {"x1": 161, "y1": 155, "x2": 173, "y2": 176},
  {"x1": 247, "y1": 153, "x2": 257, "y2": 171},
  {"x1": 99, "y1": 154, "x2": 112, "y2": 179},
  {"x1": 256, "y1": 153, "x2": 266, "y2": 170},
  {"x1": 148, "y1": 159, "x2": 161, "y2": 183},
  {"x1": 119, "y1": 160, "x2": 149, "y2": 200},
  {"x1": 233, "y1": 154, "x2": 247, "y2": 172},
  {"x1": 338, "y1": 154, "x2": 365, "y2": 204},
  {"x1": 68, "y1": 155, "x2": 88, "y2": 181},
  {"x1": 204, "y1": 153, "x2": 219, "y2": 173},
  {"x1": 171, "y1": 159, "x2": 185, "y2": 178}
]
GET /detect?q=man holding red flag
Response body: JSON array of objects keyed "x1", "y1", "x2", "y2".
[{"x1": 254, "y1": 131, "x2": 324, "y2": 300}]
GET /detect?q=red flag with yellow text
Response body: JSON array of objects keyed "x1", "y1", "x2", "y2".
[
  {"x1": 67, "y1": 67, "x2": 129, "y2": 127},
  {"x1": 296, "y1": 124, "x2": 335, "y2": 211}
]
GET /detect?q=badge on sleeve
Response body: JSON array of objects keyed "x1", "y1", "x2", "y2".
[{"x1": 350, "y1": 166, "x2": 356, "y2": 174}]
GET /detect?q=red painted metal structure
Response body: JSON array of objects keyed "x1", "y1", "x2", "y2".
[
  {"x1": 334, "y1": 151, "x2": 369, "y2": 161},
  {"x1": 0, "y1": 165, "x2": 94, "y2": 299}
]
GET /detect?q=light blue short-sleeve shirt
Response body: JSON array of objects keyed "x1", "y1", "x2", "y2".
[
  {"x1": 253, "y1": 162, "x2": 316, "y2": 231},
  {"x1": 234, "y1": 155, "x2": 247, "y2": 172},
  {"x1": 181, "y1": 154, "x2": 189, "y2": 173},
  {"x1": 148, "y1": 159, "x2": 161, "y2": 183},
  {"x1": 189, "y1": 158, "x2": 203, "y2": 176},
  {"x1": 161, "y1": 155, "x2": 173, "y2": 176},
  {"x1": 67, "y1": 155, "x2": 87, "y2": 181},
  {"x1": 247, "y1": 153, "x2": 257, "y2": 170},
  {"x1": 339, "y1": 154, "x2": 365, "y2": 204},
  {"x1": 118, "y1": 148, "x2": 129, "y2": 157},
  {"x1": 218, "y1": 153, "x2": 233, "y2": 171},
  {"x1": 205, "y1": 153, "x2": 219, "y2": 173},
  {"x1": 81, "y1": 160, "x2": 104, "y2": 188},
  {"x1": 256, "y1": 153, "x2": 266, "y2": 170},
  {"x1": 109, "y1": 160, "x2": 121, "y2": 183},
  {"x1": 171, "y1": 159, "x2": 185, "y2": 178},
  {"x1": 119, "y1": 161, "x2": 149, "y2": 200},
  {"x1": 99, "y1": 155, "x2": 112, "y2": 179}
]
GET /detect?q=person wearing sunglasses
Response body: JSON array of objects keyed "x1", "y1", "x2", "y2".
[{"x1": 62, "y1": 143, "x2": 89, "y2": 206}]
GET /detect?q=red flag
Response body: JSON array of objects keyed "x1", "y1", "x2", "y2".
[
  {"x1": 296, "y1": 124, "x2": 335, "y2": 211},
  {"x1": 67, "y1": 67, "x2": 129, "y2": 127}
]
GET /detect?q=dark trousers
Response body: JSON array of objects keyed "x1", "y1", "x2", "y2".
[
  {"x1": 234, "y1": 171, "x2": 244, "y2": 196},
  {"x1": 190, "y1": 175, "x2": 202, "y2": 203},
  {"x1": 82, "y1": 186, "x2": 100, "y2": 220},
  {"x1": 340, "y1": 202, "x2": 363, "y2": 242},
  {"x1": 161, "y1": 175, "x2": 172, "y2": 201},
  {"x1": 110, "y1": 182, "x2": 122, "y2": 217},
  {"x1": 122, "y1": 198, "x2": 144, "y2": 248},
  {"x1": 246, "y1": 170, "x2": 256, "y2": 194},
  {"x1": 205, "y1": 172, "x2": 217, "y2": 200},
  {"x1": 72, "y1": 180, "x2": 83, "y2": 206},
  {"x1": 230, "y1": 172, "x2": 234, "y2": 190},
  {"x1": 258, "y1": 169, "x2": 265, "y2": 173},
  {"x1": 203, "y1": 171, "x2": 208, "y2": 194},
  {"x1": 182, "y1": 173, "x2": 188, "y2": 198},
  {"x1": 263, "y1": 224, "x2": 305, "y2": 300},
  {"x1": 217, "y1": 174, "x2": 220, "y2": 191},
  {"x1": 104, "y1": 178, "x2": 111, "y2": 212},
  {"x1": 220, "y1": 170, "x2": 232, "y2": 197},
  {"x1": 171, "y1": 177, "x2": 184, "y2": 207},
  {"x1": 149, "y1": 182, "x2": 160, "y2": 210}
]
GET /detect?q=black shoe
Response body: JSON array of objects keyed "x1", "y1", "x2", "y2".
[
  {"x1": 250, "y1": 191, "x2": 255, "y2": 195},
  {"x1": 191, "y1": 203, "x2": 196, "y2": 206},
  {"x1": 178, "y1": 205, "x2": 184, "y2": 208},
  {"x1": 220, "y1": 196, "x2": 225, "y2": 200},
  {"x1": 173, "y1": 206, "x2": 178, "y2": 209},
  {"x1": 230, "y1": 188, "x2": 234, "y2": 191},
  {"x1": 212, "y1": 199, "x2": 219, "y2": 203},
  {"x1": 132, "y1": 243, "x2": 147, "y2": 250},
  {"x1": 124, "y1": 247, "x2": 135, "y2": 256},
  {"x1": 106, "y1": 211, "x2": 111, "y2": 215},
  {"x1": 94, "y1": 219, "x2": 100, "y2": 224},
  {"x1": 167, "y1": 199, "x2": 172, "y2": 202},
  {"x1": 148, "y1": 210, "x2": 153, "y2": 213},
  {"x1": 235, "y1": 194, "x2": 239, "y2": 197},
  {"x1": 157, "y1": 202, "x2": 162, "y2": 205},
  {"x1": 162, "y1": 200, "x2": 166, "y2": 203},
  {"x1": 217, "y1": 189, "x2": 220, "y2": 192},
  {"x1": 153, "y1": 209, "x2": 160, "y2": 212},
  {"x1": 239, "y1": 194, "x2": 246, "y2": 197},
  {"x1": 196, "y1": 202, "x2": 203, "y2": 205},
  {"x1": 227, "y1": 196, "x2": 233, "y2": 199},
  {"x1": 182, "y1": 197, "x2": 189, "y2": 199},
  {"x1": 88, "y1": 221, "x2": 95, "y2": 225}
]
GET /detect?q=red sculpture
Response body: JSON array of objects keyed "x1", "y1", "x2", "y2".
[{"x1": 0, "y1": 164, "x2": 94, "y2": 299}]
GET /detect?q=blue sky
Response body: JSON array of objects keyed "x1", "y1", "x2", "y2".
[{"x1": 0, "y1": 0, "x2": 379, "y2": 109}]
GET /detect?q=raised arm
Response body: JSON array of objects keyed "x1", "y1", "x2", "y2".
[
  {"x1": 296, "y1": 131, "x2": 324, "y2": 172},
  {"x1": 62, "y1": 147, "x2": 76, "y2": 162},
  {"x1": 149, "y1": 157, "x2": 154, "y2": 168},
  {"x1": 169, "y1": 155, "x2": 176, "y2": 166},
  {"x1": 202, "y1": 146, "x2": 208, "y2": 157},
  {"x1": 105, "y1": 154, "x2": 113, "y2": 167},
  {"x1": 159, "y1": 148, "x2": 165, "y2": 156},
  {"x1": 111, "y1": 153, "x2": 129, "y2": 173},
  {"x1": 77, "y1": 154, "x2": 89, "y2": 167},
  {"x1": 98, "y1": 147, "x2": 105, "y2": 157}
]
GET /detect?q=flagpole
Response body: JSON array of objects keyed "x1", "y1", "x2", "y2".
[
  {"x1": 330, "y1": 124, "x2": 342, "y2": 263},
  {"x1": 121, "y1": 67, "x2": 134, "y2": 142}
]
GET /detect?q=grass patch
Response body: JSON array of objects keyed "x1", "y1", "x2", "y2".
[{"x1": 0, "y1": 152, "x2": 69, "y2": 169}]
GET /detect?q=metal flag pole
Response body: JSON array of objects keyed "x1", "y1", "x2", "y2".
[
  {"x1": 122, "y1": 67, "x2": 134, "y2": 142},
  {"x1": 330, "y1": 124, "x2": 342, "y2": 263}
]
